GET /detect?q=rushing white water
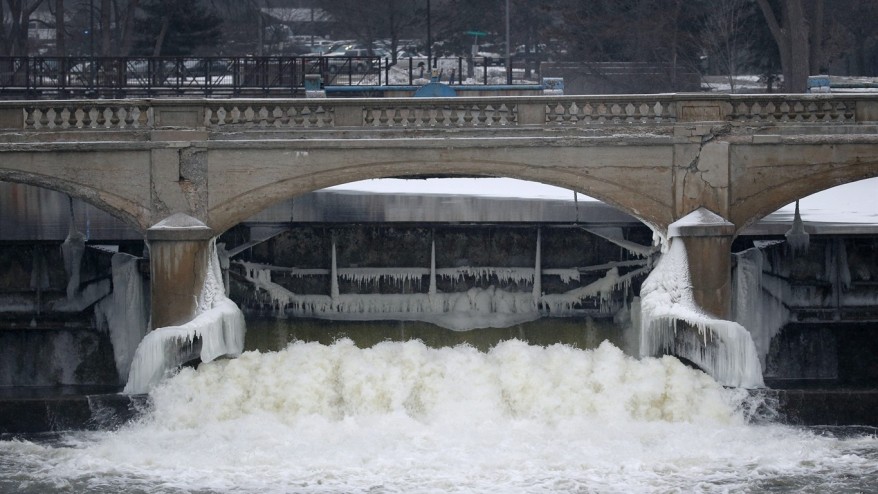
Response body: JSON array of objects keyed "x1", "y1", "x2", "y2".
[{"x1": 2, "y1": 339, "x2": 877, "y2": 494}]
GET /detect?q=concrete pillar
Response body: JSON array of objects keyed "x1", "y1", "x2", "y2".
[
  {"x1": 669, "y1": 208, "x2": 736, "y2": 319},
  {"x1": 146, "y1": 214, "x2": 215, "y2": 329}
]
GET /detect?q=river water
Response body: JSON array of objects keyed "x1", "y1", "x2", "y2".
[{"x1": 1, "y1": 339, "x2": 876, "y2": 493}]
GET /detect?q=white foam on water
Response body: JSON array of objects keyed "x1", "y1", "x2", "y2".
[{"x1": 1, "y1": 339, "x2": 876, "y2": 493}]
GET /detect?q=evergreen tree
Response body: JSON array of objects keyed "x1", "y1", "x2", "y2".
[{"x1": 133, "y1": 0, "x2": 222, "y2": 56}]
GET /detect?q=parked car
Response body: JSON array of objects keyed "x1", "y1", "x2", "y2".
[{"x1": 324, "y1": 49, "x2": 382, "y2": 73}]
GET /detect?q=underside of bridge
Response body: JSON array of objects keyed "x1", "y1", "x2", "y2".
[
  {"x1": 1, "y1": 95, "x2": 878, "y2": 392},
  {"x1": 2, "y1": 178, "x2": 878, "y2": 396}
]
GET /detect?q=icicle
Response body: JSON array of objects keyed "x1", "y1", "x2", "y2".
[
  {"x1": 732, "y1": 247, "x2": 789, "y2": 367},
  {"x1": 61, "y1": 198, "x2": 86, "y2": 300},
  {"x1": 429, "y1": 237, "x2": 437, "y2": 295},
  {"x1": 532, "y1": 228, "x2": 541, "y2": 306},
  {"x1": 837, "y1": 240, "x2": 851, "y2": 291},
  {"x1": 217, "y1": 242, "x2": 231, "y2": 296},
  {"x1": 94, "y1": 253, "x2": 149, "y2": 382},
  {"x1": 785, "y1": 200, "x2": 810, "y2": 255},
  {"x1": 330, "y1": 235, "x2": 339, "y2": 301},
  {"x1": 584, "y1": 227, "x2": 655, "y2": 258}
]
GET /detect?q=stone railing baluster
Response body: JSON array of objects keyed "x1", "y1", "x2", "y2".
[{"x1": 3, "y1": 95, "x2": 873, "y2": 133}]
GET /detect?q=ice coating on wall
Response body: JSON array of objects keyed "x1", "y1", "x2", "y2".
[
  {"x1": 338, "y1": 268, "x2": 429, "y2": 290},
  {"x1": 584, "y1": 227, "x2": 656, "y2": 258},
  {"x1": 435, "y1": 267, "x2": 536, "y2": 286},
  {"x1": 241, "y1": 262, "x2": 295, "y2": 316},
  {"x1": 541, "y1": 266, "x2": 647, "y2": 314},
  {"x1": 94, "y1": 253, "x2": 150, "y2": 382},
  {"x1": 639, "y1": 239, "x2": 764, "y2": 388},
  {"x1": 732, "y1": 248, "x2": 789, "y2": 367},
  {"x1": 124, "y1": 240, "x2": 246, "y2": 394},
  {"x1": 60, "y1": 223, "x2": 86, "y2": 300},
  {"x1": 239, "y1": 265, "x2": 631, "y2": 331}
]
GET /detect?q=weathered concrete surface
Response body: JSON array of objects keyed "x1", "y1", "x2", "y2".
[
  {"x1": 0, "y1": 391, "x2": 147, "y2": 433},
  {"x1": 0, "y1": 95, "x2": 876, "y2": 326},
  {"x1": 0, "y1": 96, "x2": 876, "y2": 236},
  {"x1": 148, "y1": 239, "x2": 211, "y2": 328},
  {"x1": 769, "y1": 389, "x2": 878, "y2": 426}
]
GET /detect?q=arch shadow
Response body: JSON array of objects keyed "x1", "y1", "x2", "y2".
[
  {"x1": 0, "y1": 170, "x2": 149, "y2": 235},
  {"x1": 208, "y1": 159, "x2": 672, "y2": 234}
]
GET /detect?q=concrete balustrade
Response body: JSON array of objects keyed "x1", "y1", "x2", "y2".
[{"x1": 1, "y1": 93, "x2": 877, "y2": 328}]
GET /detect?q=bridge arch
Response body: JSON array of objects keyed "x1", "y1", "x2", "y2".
[
  {"x1": 0, "y1": 171, "x2": 150, "y2": 235},
  {"x1": 731, "y1": 159, "x2": 878, "y2": 233},
  {"x1": 207, "y1": 155, "x2": 674, "y2": 235}
]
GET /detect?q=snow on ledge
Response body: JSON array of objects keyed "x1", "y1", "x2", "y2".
[
  {"x1": 149, "y1": 213, "x2": 211, "y2": 230},
  {"x1": 668, "y1": 208, "x2": 735, "y2": 238}
]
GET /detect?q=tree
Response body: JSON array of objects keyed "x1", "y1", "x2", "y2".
[
  {"x1": 53, "y1": 0, "x2": 64, "y2": 55},
  {"x1": 132, "y1": 0, "x2": 222, "y2": 56},
  {"x1": 831, "y1": 0, "x2": 878, "y2": 76},
  {"x1": 549, "y1": 0, "x2": 707, "y2": 90},
  {"x1": 700, "y1": 0, "x2": 755, "y2": 93},
  {"x1": 756, "y1": 0, "x2": 824, "y2": 92},
  {"x1": 321, "y1": 0, "x2": 422, "y2": 63},
  {"x1": 0, "y1": 0, "x2": 45, "y2": 56}
]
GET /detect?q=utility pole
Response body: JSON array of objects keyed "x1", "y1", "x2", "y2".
[
  {"x1": 89, "y1": 0, "x2": 96, "y2": 92},
  {"x1": 505, "y1": 0, "x2": 511, "y2": 84},
  {"x1": 426, "y1": 0, "x2": 432, "y2": 69}
]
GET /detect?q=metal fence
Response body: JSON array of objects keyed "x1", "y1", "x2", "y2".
[{"x1": 0, "y1": 56, "x2": 530, "y2": 99}]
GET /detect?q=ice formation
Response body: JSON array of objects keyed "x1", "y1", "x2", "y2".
[
  {"x1": 541, "y1": 266, "x2": 648, "y2": 314},
  {"x1": 124, "y1": 240, "x2": 246, "y2": 394},
  {"x1": 435, "y1": 267, "x2": 536, "y2": 286},
  {"x1": 94, "y1": 253, "x2": 150, "y2": 381},
  {"x1": 237, "y1": 261, "x2": 632, "y2": 331},
  {"x1": 639, "y1": 238, "x2": 764, "y2": 388},
  {"x1": 60, "y1": 223, "x2": 86, "y2": 299},
  {"x1": 584, "y1": 227, "x2": 655, "y2": 258},
  {"x1": 338, "y1": 267, "x2": 430, "y2": 290},
  {"x1": 542, "y1": 268, "x2": 581, "y2": 283},
  {"x1": 785, "y1": 200, "x2": 810, "y2": 254},
  {"x1": 732, "y1": 247, "x2": 789, "y2": 367}
]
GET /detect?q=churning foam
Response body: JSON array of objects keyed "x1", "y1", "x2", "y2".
[{"x1": 2, "y1": 339, "x2": 877, "y2": 493}]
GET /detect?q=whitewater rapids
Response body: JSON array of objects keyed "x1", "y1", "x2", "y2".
[{"x1": 1, "y1": 340, "x2": 876, "y2": 493}]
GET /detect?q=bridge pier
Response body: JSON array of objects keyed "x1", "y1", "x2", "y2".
[
  {"x1": 668, "y1": 208, "x2": 736, "y2": 319},
  {"x1": 146, "y1": 215, "x2": 215, "y2": 329}
]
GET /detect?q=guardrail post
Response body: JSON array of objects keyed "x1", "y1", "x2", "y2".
[
  {"x1": 675, "y1": 98, "x2": 731, "y2": 123},
  {"x1": 516, "y1": 101, "x2": 546, "y2": 125},
  {"x1": 153, "y1": 104, "x2": 205, "y2": 129},
  {"x1": 334, "y1": 103, "x2": 363, "y2": 127},
  {"x1": 856, "y1": 100, "x2": 878, "y2": 122},
  {"x1": 0, "y1": 108, "x2": 23, "y2": 129}
]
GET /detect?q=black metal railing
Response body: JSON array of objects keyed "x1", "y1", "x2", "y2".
[{"x1": 0, "y1": 56, "x2": 534, "y2": 99}]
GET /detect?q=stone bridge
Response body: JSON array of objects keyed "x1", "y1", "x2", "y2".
[{"x1": 1, "y1": 94, "x2": 877, "y2": 328}]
